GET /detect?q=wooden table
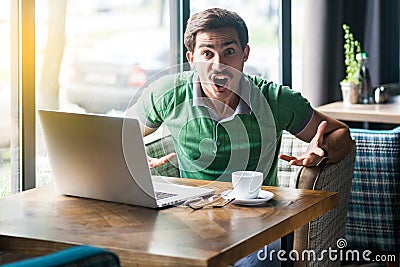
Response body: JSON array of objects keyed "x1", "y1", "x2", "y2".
[
  {"x1": 316, "y1": 101, "x2": 400, "y2": 124},
  {"x1": 0, "y1": 178, "x2": 338, "y2": 267}
]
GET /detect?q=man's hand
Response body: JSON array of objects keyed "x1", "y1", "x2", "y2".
[
  {"x1": 148, "y1": 153, "x2": 177, "y2": 168},
  {"x1": 279, "y1": 121, "x2": 329, "y2": 167}
]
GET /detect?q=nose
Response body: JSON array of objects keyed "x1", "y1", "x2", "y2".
[{"x1": 211, "y1": 53, "x2": 226, "y2": 71}]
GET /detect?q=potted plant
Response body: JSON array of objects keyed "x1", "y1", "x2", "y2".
[{"x1": 340, "y1": 24, "x2": 361, "y2": 105}]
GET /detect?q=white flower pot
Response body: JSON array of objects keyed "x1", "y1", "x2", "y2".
[{"x1": 340, "y1": 82, "x2": 359, "y2": 106}]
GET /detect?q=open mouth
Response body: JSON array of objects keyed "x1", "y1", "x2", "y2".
[{"x1": 212, "y1": 75, "x2": 230, "y2": 89}]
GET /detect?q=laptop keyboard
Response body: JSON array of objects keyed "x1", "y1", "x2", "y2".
[{"x1": 155, "y1": 191, "x2": 178, "y2": 200}]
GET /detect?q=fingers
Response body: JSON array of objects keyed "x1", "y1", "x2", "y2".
[
  {"x1": 148, "y1": 153, "x2": 177, "y2": 169},
  {"x1": 279, "y1": 154, "x2": 305, "y2": 166},
  {"x1": 279, "y1": 153, "x2": 324, "y2": 167},
  {"x1": 163, "y1": 152, "x2": 177, "y2": 162}
]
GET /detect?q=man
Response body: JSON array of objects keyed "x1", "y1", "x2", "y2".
[
  {"x1": 135, "y1": 8, "x2": 354, "y2": 183},
  {"x1": 133, "y1": 7, "x2": 354, "y2": 266}
]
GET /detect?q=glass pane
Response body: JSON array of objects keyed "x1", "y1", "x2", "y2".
[
  {"x1": 36, "y1": 0, "x2": 171, "y2": 186},
  {"x1": 0, "y1": 0, "x2": 12, "y2": 197},
  {"x1": 292, "y1": 0, "x2": 305, "y2": 92},
  {"x1": 190, "y1": 0, "x2": 281, "y2": 82}
]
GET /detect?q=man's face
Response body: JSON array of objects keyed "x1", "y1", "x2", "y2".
[{"x1": 186, "y1": 27, "x2": 250, "y2": 102}]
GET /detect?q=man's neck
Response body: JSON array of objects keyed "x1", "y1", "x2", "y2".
[{"x1": 201, "y1": 89, "x2": 240, "y2": 120}]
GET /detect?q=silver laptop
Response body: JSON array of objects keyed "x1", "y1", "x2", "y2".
[{"x1": 38, "y1": 110, "x2": 214, "y2": 208}]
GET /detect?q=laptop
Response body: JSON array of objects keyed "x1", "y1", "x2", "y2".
[{"x1": 38, "y1": 110, "x2": 214, "y2": 208}]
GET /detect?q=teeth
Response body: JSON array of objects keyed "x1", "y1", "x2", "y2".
[{"x1": 213, "y1": 76, "x2": 228, "y2": 87}]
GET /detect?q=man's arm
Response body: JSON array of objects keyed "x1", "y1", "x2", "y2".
[{"x1": 279, "y1": 110, "x2": 355, "y2": 166}]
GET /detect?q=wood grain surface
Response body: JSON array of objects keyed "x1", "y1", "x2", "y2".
[
  {"x1": 316, "y1": 101, "x2": 400, "y2": 124},
  {"x1": 0, "y1": 178, "x2": 338, "y2": 266}
]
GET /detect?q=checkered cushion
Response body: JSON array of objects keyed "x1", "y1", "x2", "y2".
[
  {"x1": 145, "y1": 135, "x2": 180, "y2": 177},
  {"x1": 278, "y1": 133, "x2": 308, "y2": 187},
  {"x1": 345, "y1": 127, "x2": 400, "y2": 252}
]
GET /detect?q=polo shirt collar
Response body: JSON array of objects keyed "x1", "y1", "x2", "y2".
[{"x1": 192, "y1": 72, "x2": 252, "y2": 116}]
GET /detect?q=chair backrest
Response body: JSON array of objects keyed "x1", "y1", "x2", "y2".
[
  {"x1": 280, "y1": 132, "x2": 356, "y2": 267},
  {"x1": 346, "y1": 126, "x2": 400, "y2": 252}
]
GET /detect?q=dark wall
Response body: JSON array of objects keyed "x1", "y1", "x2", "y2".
[
  {"x1": 344, "y1": 0, "x2": 399, "y2": 86},
  {"x1": 302, "y1": 0, "x2": 399, "y2": 107}
]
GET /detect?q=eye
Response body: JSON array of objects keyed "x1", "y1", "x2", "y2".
[
  {"x1": 225, "y1": 48, "x2": 235, "y2": 56},
  {"x1": 202, "y1": 50, "x2": 213, "y2": 59}
]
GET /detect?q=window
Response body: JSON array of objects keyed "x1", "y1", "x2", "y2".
[{"x1": 35, "y1": 0, "x2": 171, "y2": 187}]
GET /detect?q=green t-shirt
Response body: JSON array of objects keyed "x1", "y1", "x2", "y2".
[{"x1": 136, "y1": 71, "x2": 312, "y2": 186}]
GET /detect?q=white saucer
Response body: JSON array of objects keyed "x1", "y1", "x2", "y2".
[{"x1": 221, "y1": 190, "x2": 274, "y2": 206}]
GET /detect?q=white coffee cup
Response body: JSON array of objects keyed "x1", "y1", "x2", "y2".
[{"x1": 232, "y1": 171, "x2": 263, "y2": 199}]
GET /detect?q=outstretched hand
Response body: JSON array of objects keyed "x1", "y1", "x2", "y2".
[
  {"x1": 148, "y1": 153, "x2": 177, "y2": 169},
  {"x1": 279, "y1": 121, "x2": 328, "y2": 167}
]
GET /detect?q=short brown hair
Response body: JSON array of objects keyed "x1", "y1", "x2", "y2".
[{"x1": 184, "y1": 8, "x2": 249, "y2": 53}]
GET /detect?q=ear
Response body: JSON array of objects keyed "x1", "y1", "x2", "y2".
[
  {"x1": 186, "y1": 51, "x2": 194, "y2": 63},
  {"x1": 243, "y1": 45, "x2": 250, "y2": 62},
  {"x1": 186, "y1": 51, "x2": 196, "y2": 69}
]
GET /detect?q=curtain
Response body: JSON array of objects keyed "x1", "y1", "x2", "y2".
[{"x1": 301, "y1": 0, "x2": 400, "y2": 107}]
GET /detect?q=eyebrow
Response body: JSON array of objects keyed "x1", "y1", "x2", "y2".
[{"x1": 197, "y1": 40, "x2": 239, "y2": 49}]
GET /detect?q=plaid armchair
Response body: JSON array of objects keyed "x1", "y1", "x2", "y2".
[
  {"x1": 146, "y1": 132, "x2": 356, "y2": 267},
  {"x1": 346, "y1": 127, "x2": 400, "y2": 253},
  {"x1": 278, "y1": 134, "x2": 355, "y2": 267}
]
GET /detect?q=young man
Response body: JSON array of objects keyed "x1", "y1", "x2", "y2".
[
  {"x1": 135, "y1": 8, "x2": 354, "y2": 185},
  {"x1": 133, "y1": 7, "x2": 354, "y2": 266}
]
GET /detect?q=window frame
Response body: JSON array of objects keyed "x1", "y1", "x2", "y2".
[{"x1": 10, "y1": 0, "x2": 36, "y2": 193}]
